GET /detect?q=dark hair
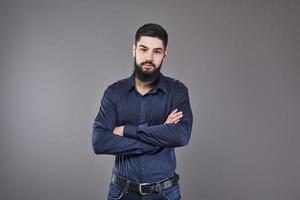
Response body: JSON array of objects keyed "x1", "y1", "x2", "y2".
[{"x1": 135, "y1": 23, "x2": 168, "y2": 48}]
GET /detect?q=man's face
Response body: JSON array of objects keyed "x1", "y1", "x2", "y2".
[{"x1": 133, "y1": 36, "x2": 167, "y2": 82}]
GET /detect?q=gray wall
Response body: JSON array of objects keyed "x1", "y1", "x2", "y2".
[{"x1": 1, "y1": 0, "x2": 299, "y2": 199}]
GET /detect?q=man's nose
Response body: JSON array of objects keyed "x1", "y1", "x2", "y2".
[{"x1": 145, "y1": 52, "x2": 154, "y2": 61}]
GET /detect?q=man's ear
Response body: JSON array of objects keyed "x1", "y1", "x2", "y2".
[
  {"x1": 163, "y1": 49, "x2": 168, "y2": 59},
  {"x1": 132, "y1": 44, "x2": 136, "y2": 57}
]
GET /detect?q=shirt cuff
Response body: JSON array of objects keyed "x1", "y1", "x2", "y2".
[{"x1": 123, "y1": 124, "x2": 138, "y2": 139}]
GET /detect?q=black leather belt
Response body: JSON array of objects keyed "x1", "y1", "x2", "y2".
[{"x1": 111, "y1": 173, "x2": 179, "y2": 195}]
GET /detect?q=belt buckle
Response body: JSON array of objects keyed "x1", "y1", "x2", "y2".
[{"x1": 139, "y1": 182, "x2": 151, "y2": 195}]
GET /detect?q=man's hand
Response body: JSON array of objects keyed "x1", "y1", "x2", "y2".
[
  {"x1": 113, "y1": 109, "x2": 182, "y2": 136},
  {"x1": 164, "y1": 108, "x2": 183, "y2": 124},
  {"x1": 113, "y1": 125, "x2": 124, "y2": 136}
]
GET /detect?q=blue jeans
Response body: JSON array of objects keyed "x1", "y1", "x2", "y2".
[{"x1": 107, "y1": 182, "x2": 182, "y2": 200}]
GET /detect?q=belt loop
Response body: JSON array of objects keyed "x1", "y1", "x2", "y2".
[
  {"x1": 156, "y1": 183, "x2": 163, "y2": 194},
  {"x1": 126, "y1": 179, "x2": 130, "y2": 188},
  {"x1": 124, "y1": 179, "x2": 130, "y2": 193}
]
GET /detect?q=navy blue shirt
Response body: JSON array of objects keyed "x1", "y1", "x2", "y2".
[{"x1": 92, "y1": 72, "x2": 193, "y2": 183}]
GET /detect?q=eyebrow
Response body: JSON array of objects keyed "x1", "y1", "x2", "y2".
[{"x1": 138, "y1": 45, "x2": 164, "y2": 51}]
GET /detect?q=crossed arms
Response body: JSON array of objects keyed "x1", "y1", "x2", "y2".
[{"x1": 92, "y1": 83, "x2": 193, "y2": 156}]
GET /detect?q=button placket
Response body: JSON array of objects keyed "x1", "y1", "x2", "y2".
[{"x1": 139, "y1": 96, "x2": 147, "y2": 124}]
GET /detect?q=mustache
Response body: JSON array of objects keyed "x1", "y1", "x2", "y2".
[{"x1": 141, "y1": 61, "x2": 155, "y2": 67}]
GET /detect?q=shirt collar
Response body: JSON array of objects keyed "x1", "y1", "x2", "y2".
[{"x1": 127, "y1": 72, "x2": 167, "y2": 94}]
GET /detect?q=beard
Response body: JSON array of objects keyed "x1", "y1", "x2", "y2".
[{"x1": 134, "y1": 59, "x2": 162, "y2": 83}]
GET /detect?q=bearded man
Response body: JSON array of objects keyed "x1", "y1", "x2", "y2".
[{"x1": 92, "y1": 23, "x2": 193, "y2": 200}]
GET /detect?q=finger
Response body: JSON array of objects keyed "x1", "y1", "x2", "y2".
[
  {"x1": 169, "y1": 111, "x2": 182, "y2": 118},
  {"x1": 170, "y1": 108, "x2": 178, "y2": 115},
  {"x1": 169, "y1": 115, "x2": 181, "y2": 123},
  {"x1": 172, "y1": 112, "x2": 182, "y2": 117},
  {"x1": 176, "y1": 111, "x2": 183, "y2": 116},
  {"x1": 172, "y1": 112, "x2": 183, "y2": 118},
  {"x1": 173, "y1": 115, "x2": 183, "y2": 122},
  {"x1": 174, "y1": 119, "x2": 180, "y2": 124}
]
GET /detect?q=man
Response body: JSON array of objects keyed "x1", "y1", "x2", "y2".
[{"x1": 92, "y1": 23, "x2": 193, "y2": 200}]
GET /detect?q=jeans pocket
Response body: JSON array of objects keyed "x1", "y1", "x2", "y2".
[
  {"x1": 107, "y1": 182, "x2": 125, "y2": 200},
  {"x1": 161, "y1": 183, "x2": 182, "y2": 200}
]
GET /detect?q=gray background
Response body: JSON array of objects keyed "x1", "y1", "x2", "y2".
[{"x1": 1, "y1": 0, "x2": 299, "y2": 200}]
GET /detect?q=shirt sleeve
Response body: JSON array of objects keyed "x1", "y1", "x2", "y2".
[
  {"x1": 92, "y1": 85, "x2": 159, "y2": 155},
  {"x1": 123, "y1": 82, "x2": 193, "y2": 148}
]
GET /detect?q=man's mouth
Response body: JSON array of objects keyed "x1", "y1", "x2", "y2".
[{"x1": 142, "y1": 63, "x2": 155, "y2": 70}]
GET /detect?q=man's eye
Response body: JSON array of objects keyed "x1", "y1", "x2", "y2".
[
  {"x1": 154, "y1": 51, "x2": 162, "y2": 54},
  {"x1": 140, "y1": 48, "x2": 147, "y2": 52}
]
